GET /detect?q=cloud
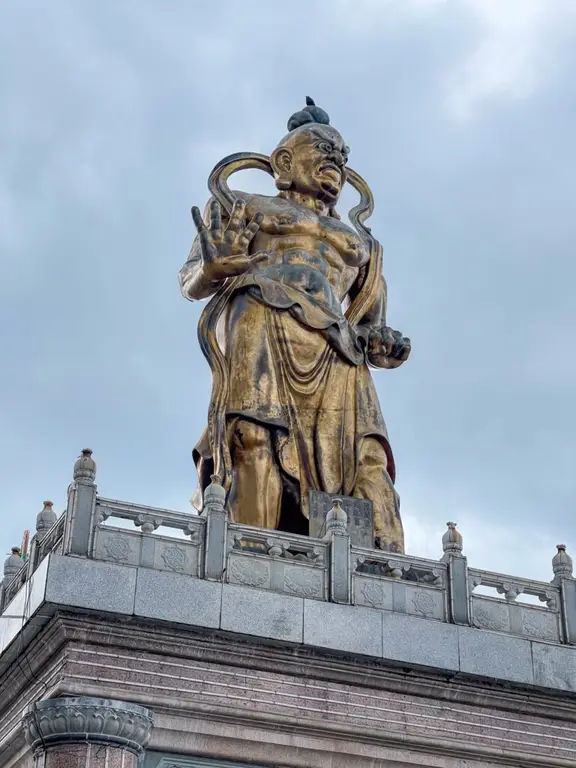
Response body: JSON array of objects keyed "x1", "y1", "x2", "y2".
[
  {"x1": 324, "y1": 0, "x2": 576, "y2": 119},
  {"x1": 445, "y1": 0, "x2": 576, "y2": 119}
]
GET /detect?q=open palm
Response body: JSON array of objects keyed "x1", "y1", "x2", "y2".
[{"x1": 191, "y1": 198, "x2": 267, "y2": 281}]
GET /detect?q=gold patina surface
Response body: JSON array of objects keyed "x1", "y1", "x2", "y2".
[{"x1": 180, "y1": 98, "x2": 410, "y2": 552}]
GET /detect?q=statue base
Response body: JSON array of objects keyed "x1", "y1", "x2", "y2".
[{"x1": 309, "y1": 491, "x2": 373, "y2": 547}]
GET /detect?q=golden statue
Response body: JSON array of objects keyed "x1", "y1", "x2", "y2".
[{"x1": 180, "y1": 97, "x2": 410, "y2": 552}]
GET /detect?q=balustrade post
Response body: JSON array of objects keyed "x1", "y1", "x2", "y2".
[
  {"x1": 28, "y1": 500, "x2": 58, "y2": 577},
  {"x1": 441, "y1": 522, "x2": 470, "y2": 625},
  {"x1": 1, "y1": 547, "x2": 24, "y2": 611},
  {"x1": 202, "y1": 476, "x2": 228, "y2": 581},
  {"x1": 552, "y1": 544, "x2": 576, "y2": 644},
  {"x1": 63, "y1": 449, "x2": 98, "y2": 557},
  {"x1": 324, "y1": 499, "x2": 351, "y2": 604}
]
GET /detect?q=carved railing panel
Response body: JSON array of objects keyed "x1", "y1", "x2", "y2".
[
  {"x1": 469, "y1": 567, "x2": 561, "y2": 642},
  {"x1": 95, "y1": 498, "x2": 203, "y2": 536},
  {"x1": 93, "y1": 526, "x2": 203, "y2": 577},
  {"x1": 92, "y1": 499, "x2": 205, "y2": 577},
  {"x1": 226, "y1": 525, "x2": 328, "y2": 601},
  {"x1": 351, "y1": 547, "x2": 448, "y2": 621},
  {"x1": 93, "y1": 527, "x2": 142, "y2": 567}
]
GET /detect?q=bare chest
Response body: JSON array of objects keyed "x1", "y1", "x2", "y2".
[{"x1": 240, "y1": 193, "x2": 369, "y2": 268}]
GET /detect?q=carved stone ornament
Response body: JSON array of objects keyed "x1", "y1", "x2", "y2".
[
  {"x1": 472, "y1": 600, "x2": 509, "y2": 632},
  {"x1": 284, "y1": 568, "x2": 323, "y2": 598},
  {"x1": 229, "y1": 557, "x2": 269, "y2": 587},
  {"x1": 361, "y1": 581, "x2": 387, "y2": 608},
  {"x1": 411, "y1": 589, "x2": 436, "y2": 617},
  {"x1": 103, "y1": 535, "x2": 133, "y2": 562},
  {"x1": 521, "y1": 609, "x2": 558, "y2": 641},
  {"x1": 161, "y1": 545, "x2": 188, "y2": 571},
  {"x1": 95, "y1": 505, "x2": 114, "y2": 525},
  {"x1": 23, "y1": 697, "x2": 154, "y2": 756}
]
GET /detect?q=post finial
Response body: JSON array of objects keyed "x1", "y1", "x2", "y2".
[
  {"x1": 552, "y1": 543, "x2": 573, "y2": 581},
  {"x1": 3, "y1": 547, "x2": 23, "y2": 582},
  {"x1": 442, "y1": 521, "x2": 463, "y2": 556},
  {"x1": 73, "y1": 448, "x2": 96, "y2": 483},
  {"x1": 36, "y1": 500, "x2": 57, "y2": 538},
  {"x1": 325, "y1": 498, "x2": 348, "y2": 536},
  {"x1": 203, "y1": 475, "x2": 226, "y2": 513}
]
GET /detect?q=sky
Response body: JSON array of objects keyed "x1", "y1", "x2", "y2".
[{"x1": 1, "y1": 0, "x2": 576, "y2": 585}]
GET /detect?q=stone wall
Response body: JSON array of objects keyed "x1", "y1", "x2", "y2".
[{"x1": 2, "y1": 612, "x2": 576, "y2": 768}]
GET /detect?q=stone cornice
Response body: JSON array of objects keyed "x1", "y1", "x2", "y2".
[
  {"x1": 56, "y1": 612, "x2": 576, "y2": 720},
  {"x1": 3, "y1": 611, "x2": 576, "y2": 730}
]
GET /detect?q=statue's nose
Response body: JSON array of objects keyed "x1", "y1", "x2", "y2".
[{"x1": 331, "y1": 150, "x2": 345, "y2": 167}]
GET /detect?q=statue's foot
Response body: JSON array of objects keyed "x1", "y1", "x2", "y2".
[{"x1": 373, "y1": 537, "x2": 402, "y2": 553}]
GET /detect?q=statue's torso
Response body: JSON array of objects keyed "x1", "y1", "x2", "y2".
[{"x1": 236, "y1": 192, "x2": 369, "y2": 303}]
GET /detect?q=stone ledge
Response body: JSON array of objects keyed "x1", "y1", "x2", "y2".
[
  {"x1": 3, "y1": 611, "x2": 576, "y2": 768},
  {"x1": 3, "y1": 554, "x2": 576, "y2": 694}
]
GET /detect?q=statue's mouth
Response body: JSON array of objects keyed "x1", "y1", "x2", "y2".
[
  {"x1": 318, "y1": 164, "x2": 343, "y2": 196},
  {"x1": 319, "y1": 163, "x2": 342, "y2": 184}
]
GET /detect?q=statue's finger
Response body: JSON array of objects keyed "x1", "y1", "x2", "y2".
[
  {"x1": 191, "y1": 206, "x2": 213, "y2": 255},
  {"x1": 209, "y1": 199, "x2": 222, "y2": 237},
  {"x1": 380, "y1": 327, "x2": 394, "y2": 345},
  {"x1": 227, "y1": 198, "x2": 247, "y2": 232},
  {"x1": 370, "y1": 335, "x2": 385, "y2": 356},
  {"x1": 393, "y1": 340, "x2": 411, "y2": 360},
  {"x1": 238, "y1": 214, "x2": 263, "y2": 246},
  {"x1": 248, "y1": 250, "x2": 270, "y2": 264},
  {"x1": 191, "y1": 206, "x2": 206, "y2": 233}
]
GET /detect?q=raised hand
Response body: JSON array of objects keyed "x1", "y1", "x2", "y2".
[
  {"x1": 368, "y1": 326, "x2": 411, "y2": 369},
  {"x1": 191, "y1": 198, "x2": 267, "y2": 281}
]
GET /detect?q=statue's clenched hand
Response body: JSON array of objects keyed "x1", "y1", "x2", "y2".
[
  {"x1": 368, "y1": 326, "x2": 411, "y2": 369},
  {"x1": 191, "y1": 198, "x2": 267, "y2": 281}
]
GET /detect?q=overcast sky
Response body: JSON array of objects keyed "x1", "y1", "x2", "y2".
[{"x1": 1, "y1": 0, "x2": 575, "y2": 584}]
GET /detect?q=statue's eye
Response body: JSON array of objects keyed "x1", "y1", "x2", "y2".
[{"x1": 317, "y1": 141, "x2": 333, "y2": 154}]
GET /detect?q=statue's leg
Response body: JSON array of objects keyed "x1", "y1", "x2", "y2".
[
  {"x1": 227, "y1": 418, "x2": 283, "y2": 530},
  {"x1": 353, "y1": 436, "x2": 405, "y2": 554}
]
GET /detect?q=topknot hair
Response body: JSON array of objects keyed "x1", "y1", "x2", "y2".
[{"x1": 287, "y1": 96, "x2": 331, "y2": 132}]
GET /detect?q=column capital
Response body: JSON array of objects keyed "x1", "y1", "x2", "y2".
[{"x1": 23, "y1": 697, "x2": 153, "y2": 756}]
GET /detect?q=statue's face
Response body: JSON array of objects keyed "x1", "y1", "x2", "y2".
[{"x1": 273, "y1": 125, "x2": 349, "y2": 205}]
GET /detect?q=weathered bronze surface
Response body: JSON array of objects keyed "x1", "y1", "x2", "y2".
[{"x1": 180, "y1": 98, "x2": 410, "y2": 552}]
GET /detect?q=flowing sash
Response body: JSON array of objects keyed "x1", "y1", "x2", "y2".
[{"x1": 197, "y1": 152, "x2": 382, "y2": 492}]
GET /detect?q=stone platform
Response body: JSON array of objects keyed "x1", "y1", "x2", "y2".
[{"x1": 1, "y1": 451, "x2": 576, "y2": 767}]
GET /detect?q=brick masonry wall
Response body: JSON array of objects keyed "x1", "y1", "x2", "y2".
[{"x1": 2, "y1": 613, "x2": 576, "y2": 768}]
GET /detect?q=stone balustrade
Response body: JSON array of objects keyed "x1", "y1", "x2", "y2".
[
  {"x1": 226, "y1": 525, "x2": 329, "y2": 600},
  {"x1": 2, "y1": 449, "x2": 576, "y2": 654},
  {"x1": 469, "y1": 567, "x2": 563, "y2": 642},
  {"x1": 93, "y1": 497, "x2": 206, "y2": 577},
  {"x1": 351, "y1": 548, "x2": 448, "y2": 620}
]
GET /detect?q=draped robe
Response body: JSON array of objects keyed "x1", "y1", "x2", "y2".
[{"x1": 181, "y1": 193, "x2": 404, "y2": 553}]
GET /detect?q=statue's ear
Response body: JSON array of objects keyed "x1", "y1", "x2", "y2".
[{"x1": 271, "y1": 147, "x2": 293, "y2": 190}]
